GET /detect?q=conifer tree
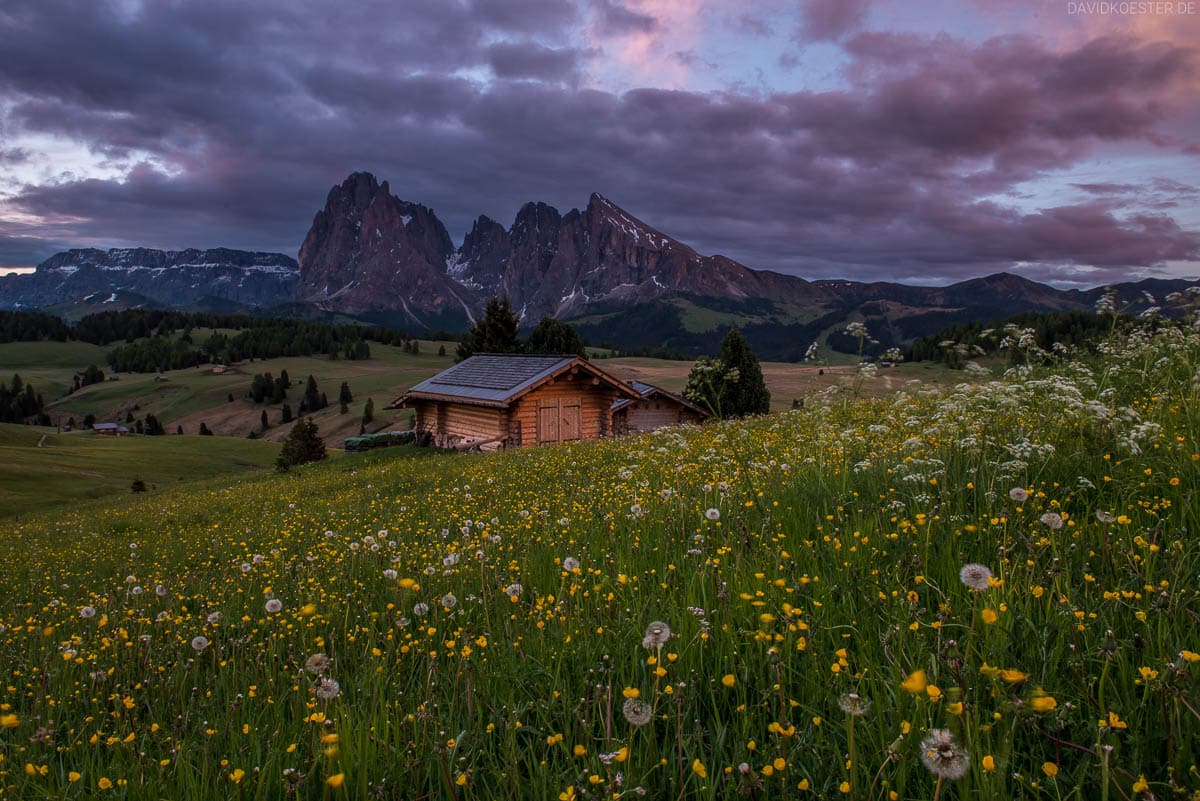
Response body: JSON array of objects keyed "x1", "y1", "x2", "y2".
[
  {"x1": 276, "y1": 417, "x2": 326, "y2": 471},
  {"x1": 456, "y1": 296, "x2": 521, "y2": 361}
]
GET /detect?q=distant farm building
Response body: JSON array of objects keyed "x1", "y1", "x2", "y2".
[
  {"x1": 390, "y1": 355, "x2": 640, "y2": 450},
  {"x1": 211, "y1": 365, "x2": 227, "y2": 375},
  {"x1": 92, "y1": 423, "x2": 129, "y2": 436},
  {"x1": 611, "y1": 381, "x2": 708, "y2": 435}
]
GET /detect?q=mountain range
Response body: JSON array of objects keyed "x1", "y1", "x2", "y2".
[{"x1": 2, "y1": 171, "x2": 1194, "y2": 359}]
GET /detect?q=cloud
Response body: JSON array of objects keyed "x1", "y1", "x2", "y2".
[
  {"x1": 590, "y1": 0, "x2": 658, "y2": 36},
  {"x1": 796, "y1": 0, "x2": 873, "y2": 43},
  {"x1": 0, "y1": 1, "x2": 1196, "y2": 285},
  {"x1": 488, "y1": 42, "x2": 586, "y2": 83},
  {"x1": 737, "y1": 13, "x2": 771, "y2": 37},
  {"x1": 1072, "y1": 182, "x2": 1139, "y2": 194},
  {"x1": 472, "y1": 0, "x2": 580, "y2": 34}
]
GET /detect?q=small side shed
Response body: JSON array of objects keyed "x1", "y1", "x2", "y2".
[
  {"x1": 390, "y1": 355, "x2": 639, "y2": 450},
  {"x1": 611, "y1": 380, "x2": 709, "y2": 435}
]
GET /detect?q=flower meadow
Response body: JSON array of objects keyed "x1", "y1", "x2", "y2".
[{"x1": 1, "y1": 323, "x2": 1198, "y2": 800}]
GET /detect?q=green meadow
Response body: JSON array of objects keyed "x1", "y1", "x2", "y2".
[
  {"x1": 0, "y1": 424, "x2": 282, "y2": 517},
  {"x1": 0, "y1": 321, "x2": 1196, "y2": 799}
]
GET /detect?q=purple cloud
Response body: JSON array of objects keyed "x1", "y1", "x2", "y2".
[
  {"x1": 796, "y1": 0, "x2": 874, "y2": 42},
  {"x1": 0, "y1": 0, "x2": 1196, "y2": 287},
  {"x1": 590, "y1": 0, "x2": 658, "y2": 36},
  {"x1": 488, "y1": 42, "x2": 586, "y2": 83}
]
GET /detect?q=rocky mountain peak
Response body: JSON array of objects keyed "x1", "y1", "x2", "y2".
[{"x1": 295, "y1": 172, "x2": 474, "y2": 325}]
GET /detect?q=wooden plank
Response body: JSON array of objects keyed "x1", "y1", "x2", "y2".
[
  {"x1": 538, "y1": 401, "x2": 559, "y2": 444},
  {"x1": 560, "y1": 401, "x2": 580, "y2": 441}
]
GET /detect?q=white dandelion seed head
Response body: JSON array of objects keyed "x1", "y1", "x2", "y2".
[
  {"x1": 206, "y1": 611, "x2": 222, "y2": 624},
  {"x1": 642, "y1": 621, "x2": 671, "y2": 649},
  {"x1": 705, "y1": 508, "x2": 720, "y2": 521},
  {"x1": 919, "y1": 729, "x2": 970, "y2": 780},
  {"x1": 959, "y1": 563, "x2": 993, "y2": 591},
  {"x1": 305, "y1": 653, "x2": 331, "y2": 675},
  {"x1": 313, "y1": 676, "x2": 340, "y2": 700},
  {"x1": 383, "y1": 569, "x2": 398, "y2": 581},
  {"x1": 838, "y1": 692, "x2": 871, "y2": 717},
  {"x1": 80, "y1": 606, "x2": 96, "y2": 619},
  {"x1": 413, "y1": 602, "x2": 430, "y2": 617},
  {"x1": 622, "y1": 698, "x2": 652, "y2": 726},
  {"x1": 190, "y1": 636, "x2": 210, "y2": 652},
  {"x1": 441, "y1": 593, "x2": 458, "y2": 609},
  {"x1": 265, "y1": 599, "x2": 283, "y2": 614},
  {"x1": 1009, "y1": 487, "x2": 1029, "y2": 503},
  {"x1": 562, "y1": 557, "x2": 581, "y2": 572},
  {"x1": 155, "y1": 584, "x2": 168, "y2": 597},
  {"x1": 1039, "y1": 512, "x2": 1064, "y2": 530}
]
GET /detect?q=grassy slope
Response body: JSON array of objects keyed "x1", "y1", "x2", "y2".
[
  {"x1": 0, "y1": 340, "x2": 111, "y2": 399},
  {"x1": 0, "y1": 423, "x2": 282, "y2": 517},
  {"x1": 0, "y1": 326, "x2": 1195, "y2": 800},
  {"x1": 0, "y1": 340, "x2": 459, "y2": 443},
  {"x1": 2, "y1": 340, "x2": 970, "y2": 437},
  {"x1": 605, "y1": 356, "x2": 965, "y2": 411}
]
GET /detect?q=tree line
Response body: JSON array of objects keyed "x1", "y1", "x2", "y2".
[
  {"x1": 0, "y1": 309, "x2": 430, "y2": 371},
  {"x1": 905, "y1": 311, "x2": 1134, "y2": 366},
  {"x1": 0, "y1": 375, "x2": 49, "y2": 425}
]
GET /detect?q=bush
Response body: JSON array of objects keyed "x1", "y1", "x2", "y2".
[{"x1": 276, "y1": 417, "x2": 326, "y2": 472}]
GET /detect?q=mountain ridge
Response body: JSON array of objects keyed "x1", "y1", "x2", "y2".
[{"x1": 2, "y1": 171, "x2": 1196, "y2": 358}]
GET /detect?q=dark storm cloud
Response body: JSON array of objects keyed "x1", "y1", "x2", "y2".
[
  {"x1": 796, "y1": 0, "x2": 874, "y2": 42},
  {"x1": 488, "y1": 42, "x2": 586, "y2": 82},
  {"x1": 590, "y1": 0, "x2": 658, "y2": 36},
  {"x1": 472, "y1": 0, "x2": 579, "y2": 34},
  {"x1": 0, "y1": 0, "x2": 1197, "y2": 284},
  {"x1": 0, "y1": 234, "x2": 72, "y2": 271}
]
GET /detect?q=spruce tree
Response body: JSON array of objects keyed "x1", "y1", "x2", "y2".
[
  {"x1": 456, "y1": 296, "x2": 521, "y2": 361},
  {"x1": 715, "y1": 326, "x2": 772, "y2": 417},
  {"x1": 304, "y1": 375, "x2": 321, "y2": 411},
  {"x1": 717, "y1": 328, "x2": 770, "y2": 416},
  {"x1": 683, "y1": 329, "x2": 770, "y2": 419},
  {"x1": 261, "y1": 410, "x2": 269, "y2": 431},
  {"x1": 277, "y1": 417, "x2": 326, "y2": 471},
  {"x1": 526, "y1": 317, "x2": 586, "y2": 357}
]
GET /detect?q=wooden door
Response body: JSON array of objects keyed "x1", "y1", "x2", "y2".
[
  {"x1": 537, "y1": 402, "x2": 559, "y2": 444},
  {"x1": 560, "y1": 401, "x2": 581, "y2": 441}
]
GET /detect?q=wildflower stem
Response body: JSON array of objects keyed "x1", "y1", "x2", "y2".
[{"x1": 846, "y1": 714, "x2": 857, "y2": 801}]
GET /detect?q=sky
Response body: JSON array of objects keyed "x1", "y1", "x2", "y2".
[{"x1": 0, "y1": 0, "x2": 1197, "y2": 287}]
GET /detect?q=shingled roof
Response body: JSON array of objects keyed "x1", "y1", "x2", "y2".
[
  {"x1": 611, "y1": 380, "x2": 709, "y2": 416},
  {"x1": 392, "y1": 354, "x2": 638, "y2": 408}
]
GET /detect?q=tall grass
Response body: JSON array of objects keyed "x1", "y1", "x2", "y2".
[{"x1": 0, "y1": 318, "x2": 1197, "y2": 800}]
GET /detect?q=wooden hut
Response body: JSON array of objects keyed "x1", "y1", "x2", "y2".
[
  {"x1": 611, "y1": 380, "x2": 708, "y2": 435},
  {"x1": 390, "y1": 355, "x2": 639, "y2": 450}
]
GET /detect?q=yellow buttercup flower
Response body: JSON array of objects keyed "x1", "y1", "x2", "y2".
[{"x1": 900, "y1": 669, "x2": 927, "y2": 694}]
